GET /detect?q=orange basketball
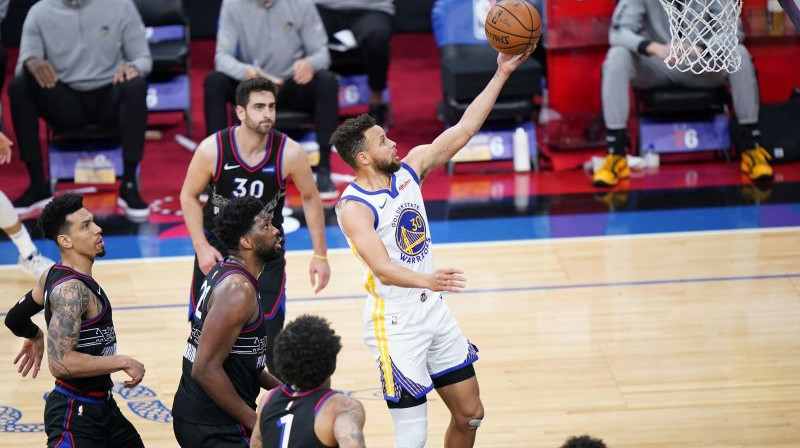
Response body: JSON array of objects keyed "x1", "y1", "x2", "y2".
[{"x1": 484, "y1": 0, "x2": 542, "y2": 55}]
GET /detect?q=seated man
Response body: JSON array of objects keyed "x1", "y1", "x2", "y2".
[
  {"x1": 315, "y1": 0, "x2": 394, "y2": 126},
  {"x1": 204, "y1": 0, "x2": 340, "y2": 199},
  {"x1": 9, "y1": 0, "x2": 152, "y2": 218},
  {"x1": 594, "y1": 0, "x2": 769, "y2": 187}
]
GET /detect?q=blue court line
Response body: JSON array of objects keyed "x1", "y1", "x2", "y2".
[{"x1": 4, "y1": 272, "x2": 797, "y2": 317}]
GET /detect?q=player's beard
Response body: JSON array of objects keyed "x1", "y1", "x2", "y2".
[
  {"x1": 378, "y1": 158, "x2": 401, "y2": 176},
  {"x1": 245, "y1": 116, "x2": 272, "y2": 136},
  {"x1": 254, "y1": 237, "x2": 279, "y2": 262}
]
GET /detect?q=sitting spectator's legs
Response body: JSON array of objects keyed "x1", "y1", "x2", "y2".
[
  {"x1": 9, "y1": 72, "x2": 150, "y2": 214},
  {"x1": 278, "y1": 69, "x2": 339, "y2": 172},
  {"x1": 317, "y1": 7, "x2": 392, "y2": 125},
  {"x1": 9, "y1": 72, "x2": 93, "y2": 205},
  {"x1": 349, "y1": 10, "x2": 392, "y2": 99},
  {"x1": 277, "y1": 69, "x2": 339, "y2": 197},
  {"x1": 727, "y1": 44, "x2": 760, "y2": 148},
  {"x1": 95, "y1": 77, "x2": 148, "y2": 184},
  {"x1": 596, "y1": 47, "x2": 674, "y2": 187},
  {"x1": 204, "y1": 71, "x2": 239, "y2": 135}
]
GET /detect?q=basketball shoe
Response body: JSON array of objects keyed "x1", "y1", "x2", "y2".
[
  {"x1": 19, "y1": 251, "x2": 55, "y2": 279},
  {"x1": 740, "y1": 147, "x2": 773, "y2": 182},
  {"x1": 592, "y1": 154, "x2": 630, "y2": 187}
]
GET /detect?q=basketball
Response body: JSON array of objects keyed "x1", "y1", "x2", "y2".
[{"x1": 484, "y1": 0, "x2": 542, "y2": 55}]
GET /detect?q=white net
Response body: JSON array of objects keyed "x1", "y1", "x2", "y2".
[{"x1": 658, "y1": 0, "x2": 744, "y2": 74}]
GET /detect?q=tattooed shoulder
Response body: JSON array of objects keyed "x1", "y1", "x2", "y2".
[
  {"x1": 50, "y1": 280, "x2": 92, "y2": 317},
  {"x1": 339, "y1": 397, "x2": 365, "y2": 421},
  {"x1": 332, "y1": 395, "x2": 366, "y2": 447}
]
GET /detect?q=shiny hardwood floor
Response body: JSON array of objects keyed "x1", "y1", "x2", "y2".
[{"x1": 2, "y1": 228, "x2": 799, "y2": 448}]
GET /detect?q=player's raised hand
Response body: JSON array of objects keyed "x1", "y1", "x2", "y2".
[
  {"x1": 428, "y1": 268, "x2": 466, "y2": 292},
  {"x1": 497, "y1": 46, "x2": 534, "y2": 76}
]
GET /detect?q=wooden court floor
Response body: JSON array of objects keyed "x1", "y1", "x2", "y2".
[{"x1": 2, "y1": 228, "x2": 799, "y2": 448}]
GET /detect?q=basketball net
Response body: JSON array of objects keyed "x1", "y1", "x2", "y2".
[{"x1": 658, "y1": 0, "x2": 743, "y2": 73}]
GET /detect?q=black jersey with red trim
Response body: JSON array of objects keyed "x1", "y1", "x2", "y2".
[
  {"x1": 202, "y1": 126, "x2": 287, "y2": 243},
  {"x1": 259, "y1": 385, "x2": 340, "y2": 448},
  {"x1": 172, "y1": 258, "x2": 269, "y2": 425},
  {"x1": 43, "y1": 262, "x2": 116, "y2": 395}
]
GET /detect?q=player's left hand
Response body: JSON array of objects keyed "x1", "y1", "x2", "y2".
[
  {"x1": 0, "y1": 132, "x2": 12, "y2": 165},
  {"x1": 292, "y1": 59, "x2": 314, "y2": 85},
  {"x1": 309, "y1": 256, "x2": 331, "y2": 294},
  {"x1": 13, "y1": 329, "x2": 44, "y2": 378},
  {"x1": 497, "y1": 45, "x2": 535, "y2": 76},
  {"x1": 113, "y1": 63, "x2": 140, "y2": 84}
]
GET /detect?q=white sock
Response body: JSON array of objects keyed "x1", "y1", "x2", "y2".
[{"x1": 10, "y1": 227, "x2": 38, "y2": 259}]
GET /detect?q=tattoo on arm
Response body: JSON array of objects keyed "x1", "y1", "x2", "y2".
[
  {"x1": 46, "y1": 281, "x2": 91, "y2": 378},
  {"x1": 333, "y1": 399, "x2": 366, "y2": 448}
]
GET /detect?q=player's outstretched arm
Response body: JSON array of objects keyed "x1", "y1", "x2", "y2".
[
  {"x1": 46, "y1": 280, "x2": 145, "y2": 387},
  {"x1": 191, "y1": 277, "x2": 260, "y2": 430},
  {"x1": 339, "y1": 200, "x2": 465, "y2": 292},
  {"x1": 403, "y1": 49, "x2": 534, "y2": 180},
  {"x1": 282, "y1": 139, "x2": 331, "y2": 293},
  {"x1": 180, "y1": 135, "x2": 223, "y2": 275}
]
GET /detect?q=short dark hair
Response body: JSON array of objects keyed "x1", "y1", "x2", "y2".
[
  {"x1": 213, "y1": 196, "x2": 267, "y2": 251},
  {"x1": 330, "y1": 114, "x2": 376, "y2": 168},
  {"x1": 273, "y1": 315, "x2": 342, "y2": 390},
  {"x1": 560, "y1": 435, "x2": 608, "y2": 448},
  {"x1": 235, "y1": 78, "x2": 279, "y2": 108},
  {"x1": 38, "y1": 194, "x2": 84, "y2": 241}
]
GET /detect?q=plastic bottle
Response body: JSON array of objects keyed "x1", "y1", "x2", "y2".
[{"x1": 512, "y1": 127, "x2": 531, "y2": 172}]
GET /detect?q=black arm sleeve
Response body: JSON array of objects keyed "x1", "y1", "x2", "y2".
[{"x1": 4, "y1": 291, "x2": 44, "y2": 338}]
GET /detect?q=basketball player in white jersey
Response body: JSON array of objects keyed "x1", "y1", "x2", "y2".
[{"x1": 333, "y1": 48, "x2": 533, "y2": 448}]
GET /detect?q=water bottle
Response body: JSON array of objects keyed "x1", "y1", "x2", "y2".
[{"x1": 512, "y1": 127, "x2": 531, "y2": 172}]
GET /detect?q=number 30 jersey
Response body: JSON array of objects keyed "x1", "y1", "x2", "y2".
[
  {"x1": 335, "y1": 163, "x2": 434, "y2": 305},
  {"x1": 202, "y1": 125, "x2": 287, "y2": 236}
]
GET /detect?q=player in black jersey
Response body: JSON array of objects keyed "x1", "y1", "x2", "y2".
[
  {"x1": 180, "y1": 78, "x2": 331, "y2": 376},
  {"x1": 4, "y1": 194, "x2": 146, "y2": 448},
  {"x1": 172, "y1": 196, "x2": 284, "y2": 447},
  {"x1": 251, "y1": 315, "x2": 366, "y2": 448}
]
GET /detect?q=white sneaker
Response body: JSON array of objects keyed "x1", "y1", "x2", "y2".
[{"x1": 19, "y1": 251, "x2": 56, "y2": 279}]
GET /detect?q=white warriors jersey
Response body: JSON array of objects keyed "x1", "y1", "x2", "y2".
[{"x1": 335, "y1": 163, "x2": 434, "y2": 304}]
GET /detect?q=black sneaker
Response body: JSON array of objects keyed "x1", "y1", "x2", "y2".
[
  {"x1": 368, "y1": 103, "x2": 388, "y2": 128},
  {"x1": 316, "y1": 169, "x2": 338, "y2": 200},
  {"x1": 13, "y1": 185, "x2": 53, "y2": 214},
  {"x1": 118, "y1": 181, "x2": 150, "y2": 220}
]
